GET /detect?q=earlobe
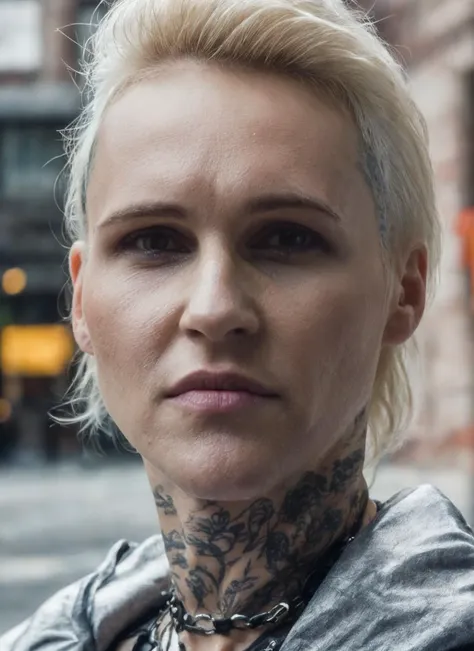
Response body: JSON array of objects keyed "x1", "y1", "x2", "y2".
[
  {"x1": 383, "y1": 247, "x2": 428, "y2": 346},
  {"x1": 69, "y1": 242, "x2": 94, "y2": 355},
  {"x1": 383, "y1": 299, "x2": 416, "y2": 346}
]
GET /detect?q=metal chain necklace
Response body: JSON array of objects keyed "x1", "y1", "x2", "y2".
[
  {"x1": 166, "y1": 591, "x2": 304, "y2": 636},
  {"x1": 151, "y1": 595, "x2": 295, "y2": 651}
]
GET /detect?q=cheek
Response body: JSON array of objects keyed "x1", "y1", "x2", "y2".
[
  {"x1": 279, "y1": 272, "x2": 386, "y2": 406},
  {"x1": 82, "y1": 265, "x2": 176, "y2": 381},
  {"x1": 81, "y1": 265, "x2": 183, "y2": 441}
]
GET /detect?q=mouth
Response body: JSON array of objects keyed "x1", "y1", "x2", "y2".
[{"x1": 165, "y1": 370, "x2": 279, "y2": 413}]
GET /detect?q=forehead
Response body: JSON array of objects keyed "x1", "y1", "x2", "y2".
[{"x1": 87, "y1": 61, "x2": 366, "y2": 224}]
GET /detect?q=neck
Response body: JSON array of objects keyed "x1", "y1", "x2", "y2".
[{"x1": 151, "y1": 431, "x2": 372, "y2": 621}]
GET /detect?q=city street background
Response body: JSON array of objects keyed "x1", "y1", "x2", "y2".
[
  {"x1": 1, "y1": 460, "x2": 472, "y2": 633},
  {"x1": 1, "y1": 0, "x2": 474, "y2": 639}
]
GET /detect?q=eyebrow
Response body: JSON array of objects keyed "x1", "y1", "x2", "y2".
[
  {"x1": 97, "y1": 191, "x2": 342, "y2": 229},
  {"x1": 247, "y1": 193, "x2": 341, "y2": 221}
]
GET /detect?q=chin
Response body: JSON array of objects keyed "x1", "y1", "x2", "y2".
[{"x1": 158, "y1": 441, "x2": 283, "y2": 502}]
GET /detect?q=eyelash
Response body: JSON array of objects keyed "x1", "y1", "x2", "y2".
[{"x1": 117, "y1": 223, "x2": 333, "y2": 260}]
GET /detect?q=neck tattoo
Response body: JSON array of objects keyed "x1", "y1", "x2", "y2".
[
  {"x1": 154, "y1": 500, "x2": 369, "y2": 650},
  {"x1": 149, "y1": 435, "x2": 372, "y2": 650}
]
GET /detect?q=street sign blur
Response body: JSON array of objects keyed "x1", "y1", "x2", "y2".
[{"x1": 1, "y1": 325, "x2": 74, "y2": 376}]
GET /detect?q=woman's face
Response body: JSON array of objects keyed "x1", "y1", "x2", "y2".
[{"x1": 72, "y1": 61, "x2": 394, "y2": 500}]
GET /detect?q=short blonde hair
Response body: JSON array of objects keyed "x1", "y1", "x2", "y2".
[{"x1": 61, "y1": 0, "x2": 441, "y2": 462}]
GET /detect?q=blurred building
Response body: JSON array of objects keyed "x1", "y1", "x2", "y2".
[
  {"x1": 0, "y1": 0, "x2": 105, "y2": 462},
  {"x1": 376, "y1": 0, "x2": 474, "y2": 458},
  {"x1": 355, "y1": 0, "x2": 474, "y2": 458}
]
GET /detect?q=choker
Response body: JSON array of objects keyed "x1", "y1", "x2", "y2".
[{"x1": 167, "y1": 591, "x2": 305, "y2": 636}]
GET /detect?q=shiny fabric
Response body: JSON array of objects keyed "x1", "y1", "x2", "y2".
[{"x1": 3, "y1": 485, "x2": 474, "y2": 651}]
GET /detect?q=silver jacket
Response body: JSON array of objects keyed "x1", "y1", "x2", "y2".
[{"x1": 2, "y1": 485, "x2": 474, "y2": 651}]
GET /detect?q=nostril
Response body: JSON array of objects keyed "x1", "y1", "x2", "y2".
[{"x1": 187, "y1": 328, "x2": 206, "y2": 340}]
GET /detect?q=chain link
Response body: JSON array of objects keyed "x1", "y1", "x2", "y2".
[{"x1": 168, "y1": 593, "x2": 298, "y2": 636}]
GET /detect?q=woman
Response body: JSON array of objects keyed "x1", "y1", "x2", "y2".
[{"x1": 3, "y1": 0, "x2": 474, "y2": 649}]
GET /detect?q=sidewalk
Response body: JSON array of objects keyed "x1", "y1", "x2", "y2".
[
  {"x1": 0, "y1": 460, "x2": 472, "y2": 633},
  {"x1": 369, "y1": 461, "x2": 472, "y2": 518}
]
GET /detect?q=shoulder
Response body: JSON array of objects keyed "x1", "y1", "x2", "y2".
[
  {"x1": 378, "y1": 483, "x2": 474, "y2": 558},
  {"x1": 0, "y1": 535, "x2": 169, "y2": 651},
  {"x1": 287, "y1": 485, "x2": 474, "y2": 651}
]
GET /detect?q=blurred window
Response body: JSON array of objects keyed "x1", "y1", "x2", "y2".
[
  {"x1": 0, "y1": 0, "x2": 42, "y2": 74},
  {"x1": 0, "y1": 125, "x2": 65, "y2": 199},
  {"x1": 1, "y1": 292, "x2": 65, "y2": 326}
]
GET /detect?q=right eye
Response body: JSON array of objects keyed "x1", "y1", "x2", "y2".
[{"x1": 118, "y1": 227, "x2": 190, "y2": 258}]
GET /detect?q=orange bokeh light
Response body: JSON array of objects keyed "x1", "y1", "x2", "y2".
[{"x1": 2, "y1": 268, "x2": 27, "y2": 295}]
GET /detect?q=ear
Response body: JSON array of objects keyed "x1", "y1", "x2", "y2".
[
  {"x1": 69, "y1": 242, "x2": 94, "y2": 355},
  {"x1": 383, "y1": 246, "x2": 428, "y2": 346}
]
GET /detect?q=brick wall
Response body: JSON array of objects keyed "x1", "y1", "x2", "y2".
[{"x1": 382, "y1": 0, "x2": 474, "y2": 451}]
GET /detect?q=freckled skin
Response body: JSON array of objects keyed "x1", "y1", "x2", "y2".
[{"x1": 70, "y1": 61, "x2": 425, "y2": 650}]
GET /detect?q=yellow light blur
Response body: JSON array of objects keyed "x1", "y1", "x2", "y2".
[
  {"x1": 0, "y1": 398, "x2": 12, "y2": 423},
  {"x1": 2, "y1": 268, "x2": 27, "y2": 295},
  {"x1": 1, "y1": 325, "x2": 74, "y2": 376}
]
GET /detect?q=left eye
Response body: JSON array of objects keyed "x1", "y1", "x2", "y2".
[{"x1": 253, "y1": 224, "x2": 332, "y2": 254}]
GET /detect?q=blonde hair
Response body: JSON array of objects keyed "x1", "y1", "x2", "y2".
[{"x1": 60, "y1": 0, "x2": 441, "y2": 462}]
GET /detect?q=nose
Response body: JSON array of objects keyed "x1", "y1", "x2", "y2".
[{"x1": 179, "y1": 250, "x2": 260, "y2": 342}]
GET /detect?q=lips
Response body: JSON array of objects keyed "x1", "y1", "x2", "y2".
[{"x1": 166, "y1": 370, "x2": 278, "y2": 398}]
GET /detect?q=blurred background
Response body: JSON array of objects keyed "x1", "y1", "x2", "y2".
[{"x1": 0, "y1": 0, "x2": 474, "y2": 634}]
